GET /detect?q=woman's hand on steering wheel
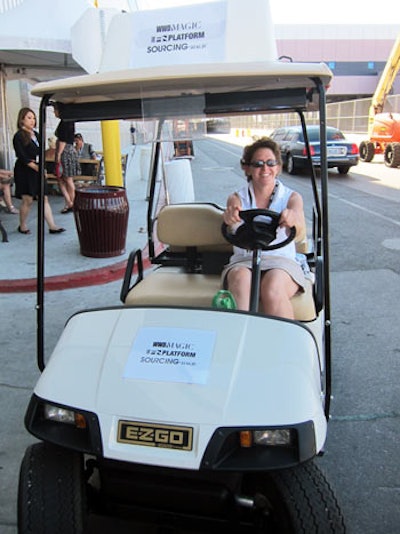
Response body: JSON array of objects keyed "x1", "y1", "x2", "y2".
[
  {"x1": 223, "y1": 193, "x2": 242, "y2": 226},
  {"x1": 278, "y1": 207, "x2": 298, "y2": 231},
  {"x1": 222, "y1": 208, "x2": 296, "y2": 251}
]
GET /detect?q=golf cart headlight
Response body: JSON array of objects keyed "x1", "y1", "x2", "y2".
[
  {"x1": 253, "y1": 429, "x2": 293, "y2": 446},
  {"x1": 239, "y1": 428, "x2": 294, "y2": 448},
  {"x1": 25, "y1": 395, "x2": 102, "y2": 455},
  {"x1": 44, "y1": 404, "x2": 87, "y2": 429}
]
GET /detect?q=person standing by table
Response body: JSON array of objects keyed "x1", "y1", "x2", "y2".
[
  {"x1": 54, "y1": 103, "x2": 80, "y2": 214},
  {"x1": 12, "y1": 107, "x2": 65, "y2": 235}
]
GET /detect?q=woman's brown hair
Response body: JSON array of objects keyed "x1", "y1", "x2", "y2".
[{"x1": 16, "y1": 107, "x2": 37, "y2": 145}]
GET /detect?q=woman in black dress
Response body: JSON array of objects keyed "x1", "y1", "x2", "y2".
[{"x1": 13, "y1": 107, "x2": 65, "y2": 234}]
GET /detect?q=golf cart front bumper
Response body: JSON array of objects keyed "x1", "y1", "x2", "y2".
[
  {"x1": 26, "y1": 306, "x2": 327, "y2": 471},
  {"x1": 25, "y1": 392, "x2": 318, "y2": 471}
]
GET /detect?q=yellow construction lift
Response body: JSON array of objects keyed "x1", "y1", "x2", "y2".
[{"x1": 359, "y1": 32, "x2": 400, "y2": 167}]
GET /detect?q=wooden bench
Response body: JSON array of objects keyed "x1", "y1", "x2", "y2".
[
  {"x1": 75, "y1": 158, "x2": 101, "y2": 184},
  {"x1": 122, "y1": 203, "x2": 316, "y2": 321},
  {"x1": 46, "y1": 158, "x2": 101, "y2": 188}
]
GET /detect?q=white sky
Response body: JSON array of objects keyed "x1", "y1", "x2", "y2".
[{"x1": 118, "y1": 0, "x2": 400, "y2": 25}]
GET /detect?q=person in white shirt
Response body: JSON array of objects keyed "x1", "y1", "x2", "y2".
[{"x1": 222, "y1": 137, "x2": 306, "y2": 319}]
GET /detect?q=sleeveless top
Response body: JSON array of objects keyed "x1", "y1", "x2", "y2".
[{"x1": 229, "y1": 180, "x2": 297, "y2": 263}]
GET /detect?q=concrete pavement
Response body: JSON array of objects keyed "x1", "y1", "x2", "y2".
[{"x1": 0, "y1": 148, "x2": 150, "y2": 293}]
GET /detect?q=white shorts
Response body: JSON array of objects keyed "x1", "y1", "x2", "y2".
[{"x1": 221, "y1": 255, "x2": 306, "y2": 293}]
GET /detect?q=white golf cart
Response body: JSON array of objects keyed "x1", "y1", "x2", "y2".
[{"x1": 18, "y1": 54, "x2": 344, "y2": 533}]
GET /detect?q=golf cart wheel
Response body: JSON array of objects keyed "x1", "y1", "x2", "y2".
[
  {"x1": 244, "y1": 460, "x2": 346, "y2": 533},
  {"x1": 18, "y1": 442, "x2": 87, "y2": 534},
  {"x1": 359, "y1": 140, "x2": 374, "y2": 162},
  {"x1": 384, "y1": 142, "x2": 400, "y2": 167}
]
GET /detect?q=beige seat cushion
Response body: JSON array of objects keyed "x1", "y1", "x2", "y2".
[
  {"x1": 156, "y1": 203, "x2": 307, "y2": 252},
  {"x1": 156, "y1": 203, "x2": 229, "y2": 248},
  {"x1": 125, "y1": 267, "x2": 316, "y2": 321}
]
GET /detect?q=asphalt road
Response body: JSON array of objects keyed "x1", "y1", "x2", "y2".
[
  {"x1": 1, "y1": 137, "x2": 399, "y2": 533},
  {"x1": 197, "y1": 139, "x2": 400, "y2": 534}
]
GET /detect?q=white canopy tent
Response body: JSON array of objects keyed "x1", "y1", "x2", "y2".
[
  {"x1": 0, "y1": 0, "x2": 94, "y2": 166},
  {"x1": 0, "y1": 0, "x2": 94, "y2": 81}
]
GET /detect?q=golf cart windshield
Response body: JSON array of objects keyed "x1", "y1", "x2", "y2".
[{"x1": 32, "y1": 58, "x2": 332, "y2": 226}]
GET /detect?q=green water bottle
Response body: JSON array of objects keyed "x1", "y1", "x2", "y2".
[{"x1": 212, "y1": 290, "x2": 237, "y2": 309}]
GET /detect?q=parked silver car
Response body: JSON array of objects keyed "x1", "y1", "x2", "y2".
[{"x1": 270, "y1": 125, "x2": 359, "y2": 175}]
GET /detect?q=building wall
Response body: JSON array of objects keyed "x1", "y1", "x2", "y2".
[{"x1": 275, "y1": 24, "x2": 400, "y2": 98}]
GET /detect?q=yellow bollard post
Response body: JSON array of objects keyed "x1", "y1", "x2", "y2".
[{"x1": 101, "y1": 121, "x2": 123, "y2": 187}]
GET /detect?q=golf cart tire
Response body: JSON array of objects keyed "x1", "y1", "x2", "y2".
[
  {"x1": 245, "y1": 460, "x2": 346, "y2": 533},
  {"x1": 18, "y1": 442, "x2": 87, "y2": 534}
]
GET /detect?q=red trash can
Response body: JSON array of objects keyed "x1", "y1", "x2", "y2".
[{"x1": 73, "y1": 186, "x2": 129, "y2": 258}]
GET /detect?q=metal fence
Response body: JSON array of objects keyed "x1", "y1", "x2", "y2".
[{"x1": 230, "y1": 94, "x2": 400, "y2": 135}]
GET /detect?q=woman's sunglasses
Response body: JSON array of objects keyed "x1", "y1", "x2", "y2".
[{"x1": 250, "y1": 159, "x2": 278, "y2": 168}]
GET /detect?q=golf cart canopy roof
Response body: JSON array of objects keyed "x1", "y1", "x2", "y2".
[{"x1": 31, "y1": 60, "x2": 333, "y2": 122}]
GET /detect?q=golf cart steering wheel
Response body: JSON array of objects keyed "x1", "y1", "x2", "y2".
[{"x1": 222, "y1": 209, "x2": 296, "y2": 251}]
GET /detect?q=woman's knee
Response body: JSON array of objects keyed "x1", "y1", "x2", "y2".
[
  {"x1": 227, "y1": 268, "x2": 251, "y2": 287},
  {"x1": 261, "y1": 271, "x2": 295, "y2": 300},
  {"x1": 22, "y1": 195, "x2": 33, "y2": 206}
]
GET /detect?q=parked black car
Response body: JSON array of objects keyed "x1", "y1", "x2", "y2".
[{"x1": 270, "y1": 125, "x2": 359, "y2": 175}]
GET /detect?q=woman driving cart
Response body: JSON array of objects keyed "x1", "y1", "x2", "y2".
[{"x1": 222, "y1": 137, "x2": 307, "y2": 318}]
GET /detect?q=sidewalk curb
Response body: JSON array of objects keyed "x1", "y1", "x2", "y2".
[{"x1": 0, "y1": 246, "x2": 153, "y2": 293}]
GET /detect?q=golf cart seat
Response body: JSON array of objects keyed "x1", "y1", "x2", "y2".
[{"x1": 123, "y1": 203, "x2": 316, "y2": 321}]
